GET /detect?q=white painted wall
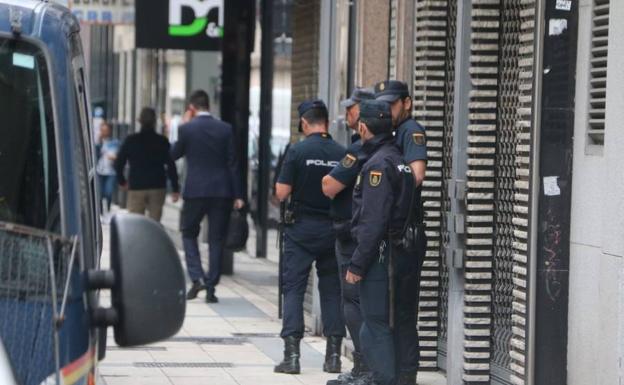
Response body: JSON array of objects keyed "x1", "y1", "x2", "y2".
[{"x1": 568, "y1": 1, "x2": 624, "y2": 384}]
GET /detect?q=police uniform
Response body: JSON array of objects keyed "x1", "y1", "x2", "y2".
[
  {"x1": 375, "y1": 81, "x2": 428, "y2": 385},
  {"x1": 348, "y1": 100, "x2": 421, "y2": 385},
  {"x1": 374, "y1": 80, "x2": 428, "y2": 166},
  {"x1": 274, "y1": 100, "x2": 346, "y2": 375},
  {"x1": 326, "y1": 88, "x2": 375, "y2": 385}
]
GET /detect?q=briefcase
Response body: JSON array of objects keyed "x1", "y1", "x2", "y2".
[{"x1": 225, "y1": 208, "x2": 249, "y2": 251}]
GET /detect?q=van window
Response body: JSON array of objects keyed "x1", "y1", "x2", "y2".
[{"x1": 0, "y1": 38, "x2": 60, "y2": 233}]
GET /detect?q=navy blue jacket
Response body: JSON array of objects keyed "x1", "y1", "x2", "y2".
[
  {"x1": 349, "y1": 135, "x2": 414, "y2": 277},
  {"x1": 329, "y1": 138, "x2": 364, "y2": 221},
  {"x1": 171, "y1": 115, "x2": 242, "y2": 199},
  {"x1": 277, "y1": 133, "x2": 345, "y2": 217}
]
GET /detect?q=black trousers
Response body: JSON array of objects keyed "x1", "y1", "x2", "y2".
[
  {"x1": 336, "y1": 235, "x2": 363, "y2": 354},
  {"x1": 181, "y1": 197, "x2": 232, "y2": 289},
  {"x1": 359, "y1": 244, "x2": 422, "y2": 385},
  {"x1": 280, "y1": 216, "x2": 345, "y2": 339}
]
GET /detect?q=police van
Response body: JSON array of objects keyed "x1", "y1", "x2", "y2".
[{"x1": 0, "y1": 1, "x2": 186, "y2": 384}]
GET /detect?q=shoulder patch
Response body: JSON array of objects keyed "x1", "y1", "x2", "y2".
[
  {"x1": 341, "y1": 153, "x2": 357, "y2": 169},
  {"x1": 369, "y1": 171, "x2": 383, "y2": 187},
  {"x1": 412, "y1": 133, "x2": 426, "y2": 146}
]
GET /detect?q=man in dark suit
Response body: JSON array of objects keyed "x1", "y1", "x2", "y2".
[{"x1": 171, "y1": 90, "x2": 245, "y2": 303}]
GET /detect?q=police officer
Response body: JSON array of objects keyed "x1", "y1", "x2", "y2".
[
  {"x1": 322, "y1": 87, "x2": 374, "y2": 385},
  {"x1": 374, "y1": 80, "x2": 427, "y2": 186},
  {"x1": 375, "y1": 81, "x2": 427, "y2": 385},
  {"x1": 345, "y1": 99, "x2": 420, "y2": 385},
  {"x1": 274, "y1": 100, "x2": 346, "y2": 375}
]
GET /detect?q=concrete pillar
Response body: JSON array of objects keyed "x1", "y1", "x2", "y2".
[
  {"x1": 354, "y1": 0, "x2": 390, "y2": 86},
  {"x1": 392, "y1": 0, "x2": 415, "y2": 85}
]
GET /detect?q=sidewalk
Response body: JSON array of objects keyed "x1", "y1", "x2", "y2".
[{"x1": 99, "y1": 203, "x2": 446, "y2": 385}]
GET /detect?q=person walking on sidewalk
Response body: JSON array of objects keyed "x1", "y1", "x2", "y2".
[
  {"x1": 114, "y1": 107, "x2": 180, "y2": 222},
  {"x1": 171, "y1": 90, "x2": 245, "y2": 304},
  {"x1": 96, "y1": 121, "x2": 120, "y2": 218},
  {"x1": 274, "y1": 100, "x2": 346, "y2": 375}
]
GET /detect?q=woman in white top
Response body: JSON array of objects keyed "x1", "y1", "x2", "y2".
[{"x1": 96, "y1": 121, "x2": 120, "y2": 214}]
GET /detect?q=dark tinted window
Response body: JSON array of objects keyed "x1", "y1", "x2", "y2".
[{"x1": 0, "y1": 38, "x2": 60, "y2": 232}]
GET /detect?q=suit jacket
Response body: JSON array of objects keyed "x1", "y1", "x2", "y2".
[{"x1": 171, "y1": 115, "x2": 242, "y2": 199}]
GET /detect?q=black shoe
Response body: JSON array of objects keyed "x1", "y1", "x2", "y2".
[
  {"x1": 205, "y1": 287, "x2": 219, "y2": 303},
  {"x1": 397, "y1": 372, "x2": 417, "y2": 385},
  {"x1": 351, "y1": 351, "x2": 370, "y2": 378},
  {"x1": 326, "y1": 352, "x2": 372, "y2": 385},
  {"x1": 186, "y1": 281, "x2": 204, "y2": 300},
  {"x1": 323, "y1": 336, "x2": 342, "y2": 373},
  {"x1": 326, "y1": 372, "x2": 375, "y2": 385},
  {"x1": 274, "y1": 336, "x2": 301, "y2": 374}
]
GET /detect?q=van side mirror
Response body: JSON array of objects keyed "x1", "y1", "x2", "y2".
[{"x1": 109, "y1": 213, "x2": 186, "y2": 346}]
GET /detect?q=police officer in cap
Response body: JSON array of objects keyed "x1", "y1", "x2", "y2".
[
  {"x1": 274, "y1": 99, "x2": 346, "y2": 375},
  {"x1": 374, "y1": 81, "x2": 427, "y2": 384},
  {"x1": 322, "y1": 87, "x2": 374, "y2": 385},
  {"x1": 345, "y1": 99, "x2": 421, "y2": 385},
  {"x1": 374, "y1": 80, "x2": 427, "y2": 186}
]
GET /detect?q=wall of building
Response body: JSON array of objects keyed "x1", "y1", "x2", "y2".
[
  {"x1": 568, "y1": 0, "x2": 624, "y2": 384},
  {"x1": 354, "y1": 0, "x2": 389, "y2": 86},
  {"x1": 290, "y1": 0, "x2": 320, "y2": 138}
]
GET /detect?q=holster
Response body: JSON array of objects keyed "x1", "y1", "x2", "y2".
[{"x1": 397, "y1": 223, "x2": 425, "y2": 253}]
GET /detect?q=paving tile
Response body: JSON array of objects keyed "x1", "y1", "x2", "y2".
[
  {"x1": 168, "y1": 376, "x2": 238, "y2": 385},
  {"x1": 226, "y1": 369, "x2": 303, "y2": 385},
  {"x1": 148, "y1": 349, "x2": 215, "y2": 363},
  {"x1": 101, "y1": 376, "x2": 172, "y2": 385},
  {"x1": 98, "y1": 364, "x2": 164, "y2": 378},
  {"x1": 104, "y1": 350, "x2": 154, "y2": 363},
  {"x1": 160, "y1": 366, "x2": 230, "y2": 378}
]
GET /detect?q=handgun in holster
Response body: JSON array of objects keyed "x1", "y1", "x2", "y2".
[{"x1": 277, "y1": 200, "x2": 296, "y2": 319}]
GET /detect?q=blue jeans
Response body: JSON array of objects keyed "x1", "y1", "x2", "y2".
[{"x1": 98, "y1": 174, "x2": 116, "y2": 212}]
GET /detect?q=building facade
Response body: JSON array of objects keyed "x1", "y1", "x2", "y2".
[{"x1": 288, "y1": 0, "x2": 623, "y2": 384}]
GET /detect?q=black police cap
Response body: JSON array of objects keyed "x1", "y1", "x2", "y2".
[
  {"x1": 298, "y1": 99, "x2": 328, "y2": 132},
  {"x1": 298, "y1": 99, "x2": 328, "y2": 118},
  {"x1": 359, "y1": 100, "x2": 393, "y2": 134},
  {"x1": 374, "y1": 80, "x2": 410, "y2": 103},
  {"x1": 340, "y1": 87, "x2": 375, "y2": 108},
  {"x1": 359, "y1": 99, "x2": 392, "y2": 120}
]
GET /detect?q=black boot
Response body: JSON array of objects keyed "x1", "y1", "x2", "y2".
[
  {"x1": 323, "y1": 336, "x2": 342, "y2": 373},
  {"x1": 186, "y1": 281, "x2": 204, "y2": 300},
  {"x1": 397, "y1": 372, "x2": 417, "y2": 385},
  {"x1": 274, "y1": 336, "x2": 301, "y2": 374}
]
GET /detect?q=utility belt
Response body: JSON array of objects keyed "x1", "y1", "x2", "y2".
[{"x1": 282, "y1": 203, "x2": 329, "y2": 226}]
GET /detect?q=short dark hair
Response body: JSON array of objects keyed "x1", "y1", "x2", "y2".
[
  {"x1": 189, "y1": 89, "x2": 210, "y2": 110},
  {"x1": 301, "y1": 108, "x2": 328, "y2": 126},
  {"x1": 139, "y1": 107, "x2": 157, "y2": 129},
  {"x1": 361, "y1": 118, "x2": 392, "y2": 136}
]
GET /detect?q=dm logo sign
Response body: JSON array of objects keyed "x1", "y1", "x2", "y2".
[
  {"x1": 169, "y1": 0, "x2": 223, "y2": 38},
  {"x1": 136, "y1": 0, "x2": 224, "y2": 51}
]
